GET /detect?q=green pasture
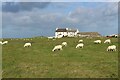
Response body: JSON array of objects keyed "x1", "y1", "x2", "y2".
[{"x1": 2, "y1": 37, "x2": 118, "y2": 78}]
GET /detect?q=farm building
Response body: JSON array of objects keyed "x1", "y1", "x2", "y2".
[
  {"x1": 77, "y1": 32, "x2": 101, "y2": 37},
  {"x1": 106, "y1": 34, "x2": 118, "y2": 38},
  {"x1": 55, "y1": 28, "x2": 79, "y2": 37}
]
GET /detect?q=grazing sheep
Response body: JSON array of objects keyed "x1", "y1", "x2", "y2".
[
  {"x1": 62, "y1": 42, "x2": 67, "y2": 46},
  {"x1": 107, "y1": 45, "x2": 116, "y2": 51},
  {"x1": 2, "y1": 41, "x2": 8, "y2": 45},
  {"x1": 76, "y1": 43, "x2": 84, "y2": 48},
  {"x1": 52, "y1": 45, "x2": 63, "y2": 51},
  {"x1": 79, "y1": 39, "x2": 83, "y2": 43},
  {"x1": 94, "y1": 40, "x2": 101, "y2": 44},
  {"x1": 48, "y1": 37, "x2": 54, "y2": 40},
  {"x1": 24, "y1": 43, "x2": 32, "y2": 47},
  {"x1": 104, "y1": 39, "x2": 111, "y2": 44}
]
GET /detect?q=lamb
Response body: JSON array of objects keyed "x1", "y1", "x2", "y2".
[
  {"x1": 62, "y1": 42, "x2": 67, "y2": 46},
  {"x1": 78, "y1": 39, "x2": 83, "y2": 43},
  {"x1": 76, "y1": 43, "x2": 84, "y2": 48},
  {"x1": 52, "y1": 45, "x2": 63, "y2": 51},
  {"x1": 104, "y1": 39, "x2": 111, "y2": 44},
  {"x1": 107, "y1": 45, "x2": 116, "y2": 51},
  {"x1": 24, "y1": 43, "x2": 32, "y2": 47},
  {"x1": 94, "y1": 40, "x2": 101, "y2": 44}
]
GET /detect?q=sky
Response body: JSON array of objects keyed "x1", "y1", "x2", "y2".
[{"x1": 1, "y1": 2, "x2": 118, "y2": 38}]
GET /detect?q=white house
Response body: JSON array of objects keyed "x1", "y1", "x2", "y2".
[{"x1": 55, "y1": 28, "x2": 79, "y2": 37}]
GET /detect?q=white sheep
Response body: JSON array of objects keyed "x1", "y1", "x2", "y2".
[
  {"x1": 2, "y1": 41, "x2": 8, "y2": 45},
  {"x1": 104, "y1": 39, "x2": 111, "y2": 44},
  {"x1": 107, "y1": 45, "x2": 116, "y2": 51},
  {"x1": 94, "y1": 40, "x2": 101, "y2": 44},
  {"x1": 52, "y1": 45, "x2": 63, "y2": 51},
  {"x1": 24, "y1": 43, "x2": 32, "y2": 47},
  {"x1": 48, "y1": 37, "x2": 54, "y2": 40},
  {"x1": 76, "y1": 43, "x2": 84, "y2": 48},
  {"x1": 62, "y1": 42, "x2": 67, "y2": 46},
  {"x1": 78, "y1": 39, "x2": 83, "y2": 43}
]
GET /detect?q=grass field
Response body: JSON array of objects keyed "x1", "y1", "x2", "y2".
[{"x1": 2, "y1": 37, "x2": 118, "y2": 78}]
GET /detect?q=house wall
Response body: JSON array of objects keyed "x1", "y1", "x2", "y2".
[
  {"x1": 75, "y1": 29, "x2": 79, "y2": 35},
  {"x1": 55, "y1": 29, "x2": 79, "y2": 37},
  {"x1": 78, "y1": 34, "x2": 101, "y2": 37},
  {"x1": 55, "y1": 32, "x2": 68, "y2": 37},
  {"x1": 68, "y1": 32, "x2": 75, "y2": 37}
]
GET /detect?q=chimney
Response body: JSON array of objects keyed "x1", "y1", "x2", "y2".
[
  {"x1": 56, "y1": 28, "x2": 58, "y2": 30},
  {"x1": 66, "y1": 28, "x2": 68, "y2": 30}
]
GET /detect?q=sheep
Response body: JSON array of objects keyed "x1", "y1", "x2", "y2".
[
  {"x1": 94, "y1": 40, "x2": 101, "y2": 44},
  {"x1": 107, "y1": 45, "x2": 116, "y2": 51},
  {"x1": 2, "y1": 41, "x2": 8, "y2": 45},
  {"x1": 78, "y1": 39, "x2": 83, "y2": 43},
  {"x1": 52, "y1": 45, "x2": 63, "y2": 51},
  {"x1": 76, "y1": 43, "x2": 84, "y2": 48},
  {"x1": 48, "y1": 37, "x2": 54, "y2": 40},
  {"x1": 24, "y1": 43, "x2": 32, "y2": 47},
  {"x1": 104, "y1": 39, "x2": 111, "y2": 44},
  {"x1": 62, "y1": 42, "x2": 67, "y2": 46}
]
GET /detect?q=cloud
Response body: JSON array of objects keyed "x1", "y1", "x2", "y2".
[
  {"x1": 2, "y1": 2, "x2": 118, "y2": 38},
  {"x1": 2, "y1": 2, "x2": 50, "y2": 12}
]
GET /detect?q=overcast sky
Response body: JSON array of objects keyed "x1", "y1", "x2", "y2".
[{"x1": 2, "y1": 2, "x2": 118, "y2": 38}]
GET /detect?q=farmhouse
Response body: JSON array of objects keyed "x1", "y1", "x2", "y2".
[
  {"x1": 77, "y1": 32, "x2": 101, "y2": 37},
  {"x1": 55, "y1": 28, "x2": 79, "y2": 37},
  {"x1": 106, "y1": 34, "x2": 118, "y2": 38}
]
